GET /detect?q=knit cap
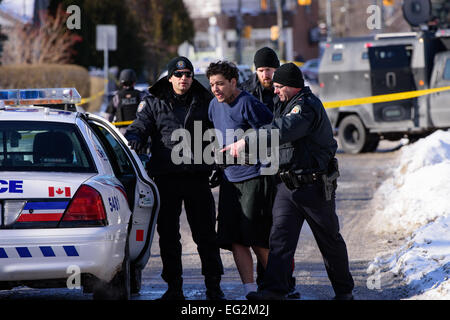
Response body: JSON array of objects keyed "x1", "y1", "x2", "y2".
[
  {"x1": 272, "y1": 63, "x2": 304, "y2": 88},
  {"x1": 254, "y1": 47, "x2": 280, "y2": 69}
]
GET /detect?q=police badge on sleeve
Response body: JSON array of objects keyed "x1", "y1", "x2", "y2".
[
  {"x1": 287, "y1": 105, "x2": 301, "y2": 116},
  {"x1": 137, "y1": 101, "x2": 146, "y2": 113}
]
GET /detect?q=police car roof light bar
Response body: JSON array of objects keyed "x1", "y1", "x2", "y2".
[{"x1": 0, "y1": 88, "x2": 82, "y2": 107}]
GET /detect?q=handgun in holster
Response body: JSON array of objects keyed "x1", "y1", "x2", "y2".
[{"x1": 321, "y1": 157, "x2": 340, "y2": 201}]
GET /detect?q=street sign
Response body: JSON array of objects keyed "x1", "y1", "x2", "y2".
[
  {"x1": 96, "y1": 25, "x2": 117, "y2": 51},
  {"x1": 95, "y1": 25, "x2": 117, "y2": 99}
]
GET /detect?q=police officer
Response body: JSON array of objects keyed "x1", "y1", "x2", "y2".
[
  {"x1": 239, "y1": 47, "x2": 299, "y2": 298},
  {"x1": 222, "y1": 63, "x2": 355, "y2": 300},
  {"x1": 239, "y1": 47, "x2": 280, "y2": 112},
  {"x1": 125, "y1": 57, "x2": 224, "y2": 300},
  {"x1": 106, "y1": 69, "x2": 142, "y2": 133}
]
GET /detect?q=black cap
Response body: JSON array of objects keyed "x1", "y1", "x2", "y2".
[
  {"x1": 272, "y1": 63, "x2": 304, "y2": 88},
  {"x1": 254, "y1": 47, "x2": 280, "y2": 69},
  {"x1": 167, "y1": 56, "x2": 194, "y2": 78}
]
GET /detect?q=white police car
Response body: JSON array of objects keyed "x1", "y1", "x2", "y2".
[{"x1": 0, "y1": 88, "x2": 159, "y2": 299}]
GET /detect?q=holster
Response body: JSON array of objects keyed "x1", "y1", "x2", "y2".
[{"x1": 321, "y1": 157, "x2": 339, "y2": 201}]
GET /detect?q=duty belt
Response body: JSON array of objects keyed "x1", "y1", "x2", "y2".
[
  {"x1": 278, "y1": 170, "x2": 322, "y2": 190},
  {"x1": 278, "y1": 160, "x2": 340, "y2": 201}
]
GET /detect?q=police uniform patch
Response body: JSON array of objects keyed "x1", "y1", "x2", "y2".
[
  {"x1": 287, "y1": 105, "x2": 301, "y2": 116},
  {"x1": 137, "y1": 101, "x2": 146, "y2": 113},
  {"x1": 176, "y1": 60, "x2": 186, "y2": 69}
]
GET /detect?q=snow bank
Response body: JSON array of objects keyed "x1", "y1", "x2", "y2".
[
  {"x1": 367, "y1": 130, "x2": 450, "y2": 299},
  {"x1": 370, "y1": 130, "x2": 450, "y2": 234}
]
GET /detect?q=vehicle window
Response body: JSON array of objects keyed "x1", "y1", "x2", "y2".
[
  {"x1": 444, "y1": 59, "x2": 450, "y2": 80},
  {"x1": 89, "y1": 123, "x2": 135, "y2": 177},
  {"x1": 0, "y1": 121, "x2": 96, "y2": 172},
  {"x1": 369, "y1": 45, "x2": 411, "y2": 68},
  {"x1": 332, "y1": 53, "x2": 343, "y2": 62}
]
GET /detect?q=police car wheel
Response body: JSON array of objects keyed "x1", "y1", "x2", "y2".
[
  {"x1": 338, "y1": 115, "x2": 368, "y2": 154},
  {"x1": 93, "y1": 240, "x2": 131, "y2": 300}
]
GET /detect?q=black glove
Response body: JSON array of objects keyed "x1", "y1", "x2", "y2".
[
  {"x1": 128, "y1": 139, "x2": 142, "y2": 151},
  {"x1": 209, "y1": 169, "x2": 222, "y2": 188}
]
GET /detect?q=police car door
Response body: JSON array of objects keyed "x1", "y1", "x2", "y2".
[
  {"x1": 368, "y1": 45, "x2": 417, "y2": 122},
  {"x1": 86, "y1": 117, "x2": 159, "y2": 270},
  {"x1": 429, "y1": 52, "x2": 450, "y2": 127}
]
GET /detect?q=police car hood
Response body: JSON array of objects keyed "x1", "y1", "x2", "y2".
[{"x1": 0, "y1": 172, "x2": 95, "y2": 199}]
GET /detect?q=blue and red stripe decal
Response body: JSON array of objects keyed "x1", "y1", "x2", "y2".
[{"x1": 17, "y1": 201, "x2": 69, "y2": 222}]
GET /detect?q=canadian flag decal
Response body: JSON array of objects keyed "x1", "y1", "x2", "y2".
[{"x1": 48, "y1": 187, "x2": 71, "y2": 197}]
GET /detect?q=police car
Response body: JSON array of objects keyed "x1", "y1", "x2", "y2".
[{"x1": 0, "y1": 88, "x2": 160, "y2": 299}]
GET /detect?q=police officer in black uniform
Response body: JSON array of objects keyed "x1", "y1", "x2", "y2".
[
  {"x1": 239, "y1": 47, "x2": 299, "y2": 299},
  {"x1": 125, "y1": 57, "x2": 224, "y2": 300},
  {"x1": 106, "y1": 69, "x2": 142, "y2": 133},
  {"x1": 223, "y1": 63, "x2": 354, "y2": 300}
]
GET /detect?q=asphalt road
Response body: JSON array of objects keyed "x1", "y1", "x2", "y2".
[
  {"x1": 0, "y1": 140, "x2": 411, "y2": 300},
  {"x1": 138, "y1": 140, "x2": 410, "y2": 301}
]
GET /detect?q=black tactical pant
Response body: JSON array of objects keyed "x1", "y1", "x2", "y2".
[
  {"x1": 154, "y1": 173, "x2": 224, "y2": 289},
  {"x1": 261, "y1": 182, "x2": 354, "y2": 295}
]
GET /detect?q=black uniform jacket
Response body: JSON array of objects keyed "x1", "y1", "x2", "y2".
[
  {"x1": 239, "y1": 73, "x2": 279, "y2": 112},
  {"x1": 106, "y1": 87, "x2": 142, "y2": 122},
  {"x1": 258, "y1": 86, "x2": 337, "y2": 173},
  {"x1": 125, "y1": 77, "x2": 214, "y2": 177}
]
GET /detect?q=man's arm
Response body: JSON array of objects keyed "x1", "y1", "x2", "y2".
[
  {"x1": 222, "y1": 103, "x2": 316, "y2": 157},
  {"x1": 105, "y1": 94, "x2": 119, "y2": 122},
  {"x1": 124, "y1": 97, "x2": 156, "y2": 151}
]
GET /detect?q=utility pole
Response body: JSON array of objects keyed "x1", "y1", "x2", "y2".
[
  {"x1": 326, "y1": 0, "x2": 332, "y2": 41},
  {"x1": 275, "y1": 0, "x2": 285, "y2": 60},
  {"x1": 235, "y1": 0, "x2": 243, "y2": 64}
]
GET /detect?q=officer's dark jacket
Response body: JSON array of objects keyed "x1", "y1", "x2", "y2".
[
  {"x1": 125, "y1": 77, "x2": 214, "y2": 177},
  {"x1": 239, "y1": 73, "x2": 278, "y2": 112},
  {"x1": 106, "y1": 87, "x2": 142, "y2": 122},
  {"x1": 259, "y1": 86, "x2": 337, "y2": 173}
]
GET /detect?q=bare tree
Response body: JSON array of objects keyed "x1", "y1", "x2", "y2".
[{"x1": 1, "y1": 5, "x2": 81, "y2": 65}]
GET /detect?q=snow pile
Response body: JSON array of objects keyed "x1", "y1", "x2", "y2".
[
  {"x1": 370, "y1": 130, "x2": 450, "y2": 234},
  {"x1": 367, "y1": 130, "x2": 450, "y2": 299}
]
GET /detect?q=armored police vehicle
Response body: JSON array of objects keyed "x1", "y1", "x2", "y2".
[{"x1": 319, "y1": 0, "x2": 450, "y2": 153}]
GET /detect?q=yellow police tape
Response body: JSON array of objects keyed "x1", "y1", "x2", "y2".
[
  {"x1": 77, "y1": 90, "x2": 105, "y2": 106},
  {"x1": 101, "y1": 86, "x2": 450, "y2": 127},
  {"x1": 112, "y1": 120, "x2": 133, "y2": 126},
  {"x1": 322, "y1": 85, "x2": 450, "y2": 109}
]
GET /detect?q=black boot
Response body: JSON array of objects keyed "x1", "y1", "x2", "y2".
[
  {"x1": 246, "y1": 289, "x2": 286, "y2": 300},
  {"x1": 333, "y1": 293, "x2": 354, "y2": 300},
  {"x1": 157, "y1": 279, "x2": 185, "y2": 300},
  {"x1": 205, "y1": 275, "x2": 225, "y2": 300}
]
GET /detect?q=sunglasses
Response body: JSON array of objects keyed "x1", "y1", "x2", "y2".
[{"x1": 173, "y1": 71, "x2": 193, "y2": 78}]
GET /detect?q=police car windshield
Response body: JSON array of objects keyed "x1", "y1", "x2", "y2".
[{"x1": 0, "y1": 121, "x2": 96, "y2": 173}]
